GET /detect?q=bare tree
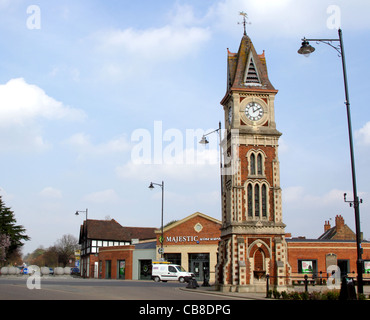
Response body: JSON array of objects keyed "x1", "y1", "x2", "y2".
[{"x1": 55, "y1": 234, "x2": 79, "y2": 267}]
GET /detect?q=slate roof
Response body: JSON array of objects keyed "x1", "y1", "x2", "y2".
[
  {"x1": 226, "y1": 35, "x2": 276, "y2": 93},
  {"x1": 79, "y1": 219, "x2": 156, "y2": 244},
  {"x1": 318, "y1": 224, "x2": 356, "y2": 241}
]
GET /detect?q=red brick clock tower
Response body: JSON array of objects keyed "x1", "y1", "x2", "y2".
[{"x1": 215, "y1": 32, "x2": 290, "y2": 292}]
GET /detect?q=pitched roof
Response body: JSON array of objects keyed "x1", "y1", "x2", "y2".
[
  {"x1": 226, "y1": 35, "x2": 276, "y2": 93},
  {"x1": 79, "y1": 219, "x2": 156, "y2": 244},
  {"x1": 155, "y1": 212, "x2": 221, "y2": 234},
  {"x1": 318, "y1": 215, "x2": 356, "y2": 241},
  {"x1": 318, "y1": 225, "x2": 356, "y2": 241}
]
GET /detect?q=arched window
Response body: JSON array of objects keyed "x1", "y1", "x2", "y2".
[
  {"x1": 250, "y1": 154, "x2": 256, "y2": 175},
  {"x1": 257, "y1": 154, "x2": 263, "y2": 175},
  {"x1": 247, "y1": 184, "x2": 253, "y2": 217},
  {"x1": 262, "y1": 184, "x2": 267, "y2": 217},
  {"x1": 248, "y1": 151, "x2": 265, "y2": 177},
  {"x1": 246, "y1": 182, "x2": 269, "y2": 219},
  {"x1": 254, "y1": 184, "x2": 260, "y2": 217}
]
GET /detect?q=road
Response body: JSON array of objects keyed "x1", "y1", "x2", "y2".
[{"x1": 0, "y1": 276, "x2": 238, "y2": 300}]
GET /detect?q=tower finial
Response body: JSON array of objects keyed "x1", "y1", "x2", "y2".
[{"x1": 238, "y1": 11, "x2": 251, "y2": 36}]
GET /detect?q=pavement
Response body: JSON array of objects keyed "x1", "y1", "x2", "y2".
[
  {"x1": 181, "y1": 286, "x2": 269, "y2": 300},
  {"x1": 181, "y1": 283, "x2": 370, "y2": 300}
]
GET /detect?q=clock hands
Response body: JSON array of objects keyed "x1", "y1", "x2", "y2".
[{"x1": 245, "y1": 102, "x2": 263, "y2": 121}]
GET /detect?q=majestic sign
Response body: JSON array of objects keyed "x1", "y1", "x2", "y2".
[{"x1": 165, "y1": 235, "x2": 221, "y2": 244}]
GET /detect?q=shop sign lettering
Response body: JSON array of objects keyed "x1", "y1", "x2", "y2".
[{"x1": 165, "y1": 236, "x2": 221, "y2": 243}]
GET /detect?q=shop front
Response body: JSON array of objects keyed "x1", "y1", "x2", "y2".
[
  {"x1": 98, "y1": 245, "x2": 134, "y2": 280},
  {"x1": 156, "y1": 212, "x2": 222, "y2": 283}
]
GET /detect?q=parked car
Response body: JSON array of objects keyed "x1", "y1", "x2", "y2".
[{"x1": 71, "y1": 267, "x2": 80, "y2": 275}]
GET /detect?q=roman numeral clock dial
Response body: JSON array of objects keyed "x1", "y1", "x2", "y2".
[{"x1": 245, "y1": 102, "x2": 264, "y2": 121}]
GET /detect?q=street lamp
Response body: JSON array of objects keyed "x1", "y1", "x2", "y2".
[
  {"x1": 199, "y1": 121, "x2": 224, "y2": 217},
  {"x1": 75, "y1": 209, "x2": 88, "y2": 277},
  {"x1": 298, "y1": 28, "x2": 364, "y2": 294},
  {"x1": 75, "y1": 208, "x2": 88, "y2": 221},
  {"x1": 149, "y1": 181, "x2": 165, "y2": 260}
]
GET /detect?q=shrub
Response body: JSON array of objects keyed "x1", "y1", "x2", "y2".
[
  {"x1": 273, "y1": 289, "x2": 281, "y2": 299},
  {"x1": 266, "y1": 289, "x2": 272, "y2": 298},
  {"x1": 281, "y1": 291, "x2": 289, "y2": 300}
]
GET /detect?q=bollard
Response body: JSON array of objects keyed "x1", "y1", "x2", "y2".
[
  {"x1": 266, "y1": 274, "x2": 270, "y2": 298},
  {"x1": 304, "y1": 274, "x2": 308, "y2": 293}
]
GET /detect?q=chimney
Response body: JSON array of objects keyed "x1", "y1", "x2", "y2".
[
  {"x1": 335, "y1": 215, "x2": 345, "y2": 231},
  {"x1": 324, "y1": 220, "x2": 331, "y2": 232}
]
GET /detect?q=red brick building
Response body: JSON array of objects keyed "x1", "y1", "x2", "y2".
[
  {"x1": 78, "y1": 219, "x2": 156, "y2": 278},
  {"x1": 286, "y1": 215, "x2": 370, "y2": 284},
  {"x1": 154, "y1": 212, "x2": 222, "y2": 283}
]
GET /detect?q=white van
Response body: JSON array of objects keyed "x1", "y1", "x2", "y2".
[{"x1": 152, "y1": 262, "x2": 194, "y2": 283}]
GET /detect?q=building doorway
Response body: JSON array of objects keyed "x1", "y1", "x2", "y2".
[
  {"x1": 337, "y1": 259, "x2": 349, "y2": 278},
  {"x1": 105, "y1": 260, "x2": 111, "y2": 279},
  {"x1": 188, "y1": 253, "x2": 210, "y2": 281},
  {"x1": 139, "y1": 260, "x2": 152, "y2": 280}
]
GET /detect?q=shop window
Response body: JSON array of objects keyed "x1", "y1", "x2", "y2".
[
  {"x1": 117, "y1": 260, "x2": 126, "y2": 280},
  {"x1": 298, "y1": 259, "x2": 317, "y2": 274},
  {"x1": 364, "y1": 261, "x2": 370, "y2": 274},
  {"x1": 164, "y1": 253, "x2": 181, "y2": 265}
]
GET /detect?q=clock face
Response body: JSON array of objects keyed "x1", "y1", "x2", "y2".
[{"x1": 245, "y1": 102, "x2": 264, "y2": 121}]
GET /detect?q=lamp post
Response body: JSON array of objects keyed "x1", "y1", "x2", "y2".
[
  {"x1": 149, "y1": 181, "x2": 165, "y2": 260},
  {"x1": 199, "y1": 121, "x2": 224, "y2": 218},
  {"x1": 75, "y1": 209, "x2": 88, "y2": 277},
  {"x1": 298, "y1": 28, "x2": 363, "y2": 294},
  {"x1": 75, "y1": 208, "x2": 88, "y2": 221}
]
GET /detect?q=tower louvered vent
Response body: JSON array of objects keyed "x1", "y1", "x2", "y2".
[{"x1": 246, "y1": 59, "x2": 260, "y2": 83}]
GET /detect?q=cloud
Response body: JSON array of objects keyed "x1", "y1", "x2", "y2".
[
  {"x1": 89, "y1": 13, "x2": 211, "y2": 81},
  {"x1": 116, "y1": 148, "x2": 219, "y2": 184},
  {"x1": 0, "y1": 78, "x2": 86, "y2": 152},
  {"x1": 100, "y1": 26, "x2": 210, "y2": 59},
  {"x1": 0, "y1": 78, "x2": 86, "y2": 126},
  {"x1": 355, "y1": 121, "x2": 370, "y2": 146},
  {"x1": 83, "y1": 189, "x2": 119, "y2": 204},
  {"x1": 39, "y1": 187, "x2": 63, "y2": 199},
  {"x1": 64, "y1": 133, "x2": 131, "y2": 157},
  {"x1": 208, "y1": 0, "x2": 370, "y2": 39},
  {"x1": 283, "y1": 186, "x2": 346, "y2": 206}
]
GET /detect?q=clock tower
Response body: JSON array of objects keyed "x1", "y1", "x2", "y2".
[{"x1": 215, "y1": 32, "x2": 290, "y2": 292}]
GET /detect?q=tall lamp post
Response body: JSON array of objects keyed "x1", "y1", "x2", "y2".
[
  {"x1": 199, "y1": 121, "x2": 224, "y2": 227},
  {"x1": 298, "y1": 28, "x2": 363, "y2": 294},
  {"x1": 149, "y1": 181, "x2": 165, "y2": 260},
  {"x1": 75, "y1": 209, "x2": 88, "y2": 277}
]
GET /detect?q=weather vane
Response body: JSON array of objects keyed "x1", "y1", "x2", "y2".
[{"x1": 238, "y1": 11, "x2": 251, "y2": 35}]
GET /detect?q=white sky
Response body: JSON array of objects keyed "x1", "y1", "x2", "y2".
[{"x1": 0, "y1": 0, "x2": 369, "y2": 255}]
